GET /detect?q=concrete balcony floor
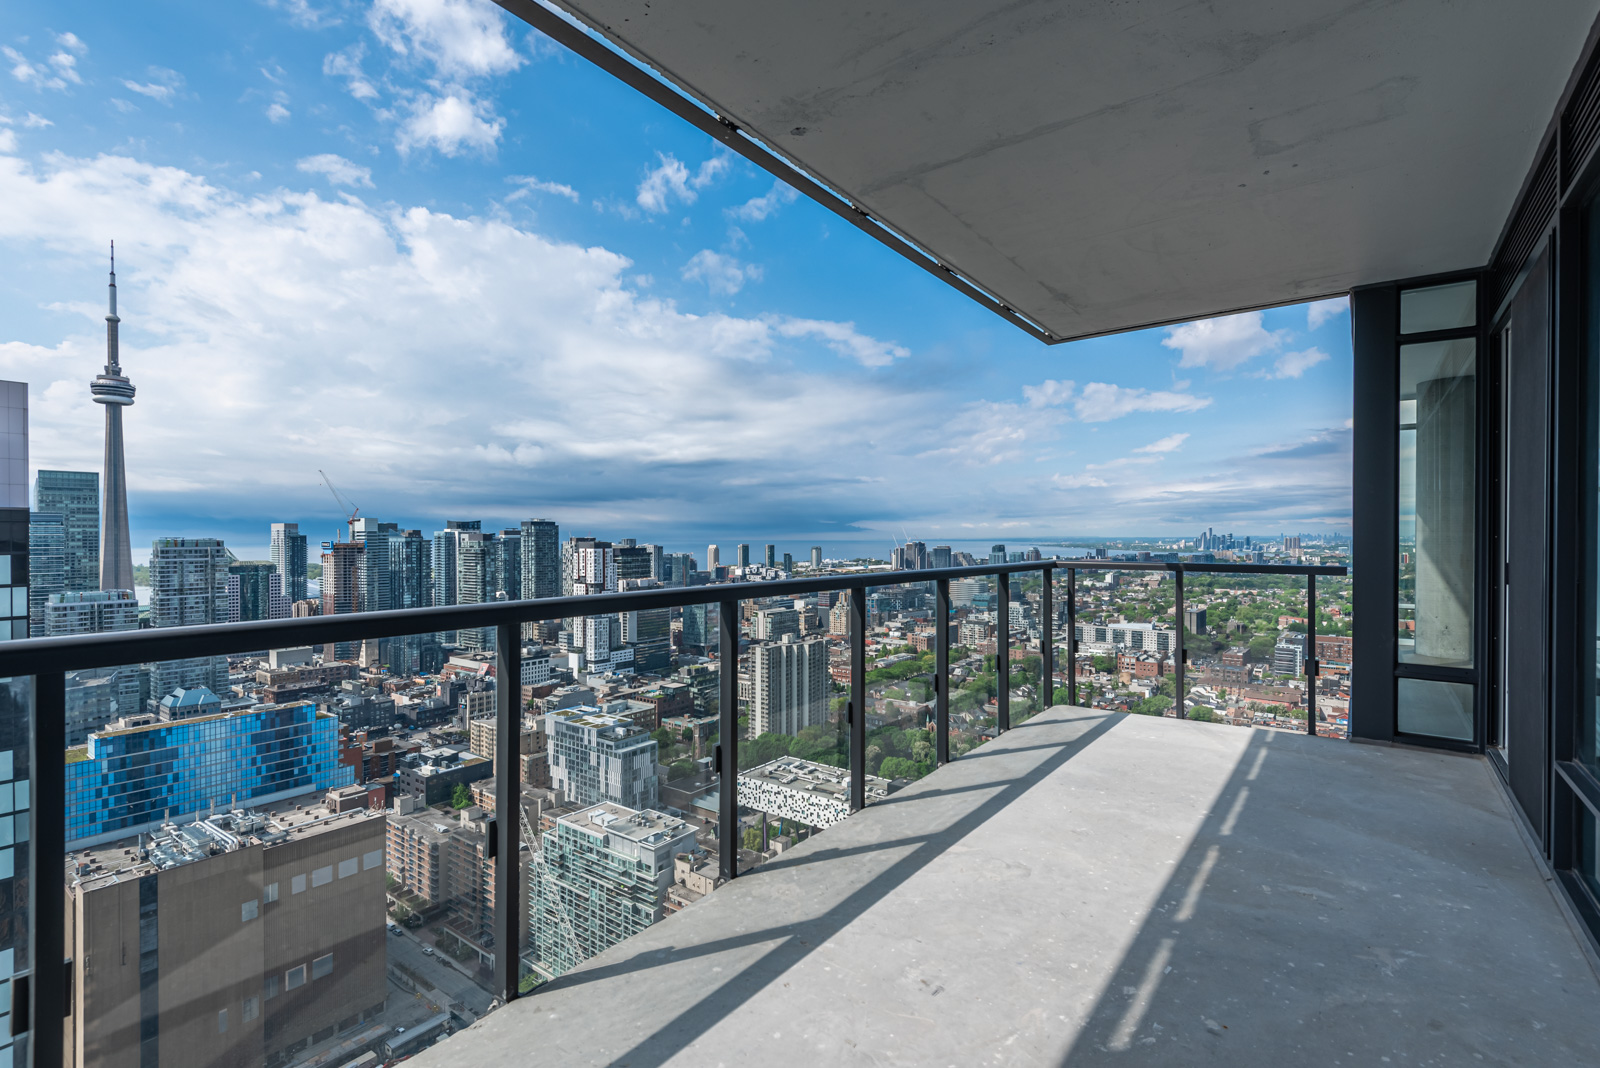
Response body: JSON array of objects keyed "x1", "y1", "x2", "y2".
[{"x1": 417, "y1": 707, "x2": 1600, "y2": 1066}]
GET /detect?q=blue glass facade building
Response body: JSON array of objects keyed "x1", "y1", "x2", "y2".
[{"x1": 65, "y1": 701, "x2": 351, "y2": 847}]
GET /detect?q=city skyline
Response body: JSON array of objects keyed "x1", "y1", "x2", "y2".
[{"x1": 0, "y1": 2, "x2": 1353, "y2": 554}]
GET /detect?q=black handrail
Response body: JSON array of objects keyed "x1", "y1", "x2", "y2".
[{"x1": 13, "y1": 554, "x2": 1343, "y2": 1044}]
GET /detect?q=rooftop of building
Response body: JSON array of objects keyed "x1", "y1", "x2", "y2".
[
  {"x1": 560, "y1": 802, "x2": 691, "y2": 846},
  {"x1": 738, "y1": 757, "x2": 892, "y2": 805},
  {"x1": 67, "y1": 700, "x2": 328, "y2": 752},
  {"x1": 67, "y1": 789, "x2": 384, "y2": 894}
]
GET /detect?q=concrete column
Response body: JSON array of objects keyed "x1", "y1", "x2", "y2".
[{"x1": 1413, "y1": 373, "x2": 1476, "y2": 664}]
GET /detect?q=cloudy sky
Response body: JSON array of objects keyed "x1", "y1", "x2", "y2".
[{"x1": 0, "y1": 0, "x2": 1352, "y2": 561}]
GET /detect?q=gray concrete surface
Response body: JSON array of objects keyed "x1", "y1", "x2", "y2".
[{"x1": 413, "y1": 707, "x2": 1600, "y2": 1066}]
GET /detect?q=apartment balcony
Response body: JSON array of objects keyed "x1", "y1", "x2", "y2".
[{"x1": 416, "y1": 703, "x2": 1600, "y2": 1066}]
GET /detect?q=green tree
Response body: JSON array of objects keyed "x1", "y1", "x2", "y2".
[
  {"x1": 450, "y1": 782, "x2": 472, "y2": 809},
  {"x1": 651, "y1": 727, "x2": 673, "y2": 750},
  {"x1": 879, "y1": 756, "x2": 918, "y2": 779},
  {"x1": 667, "y1": 759, "x2": 696, "y2": 781},
  {"x1": 1092, "y1": 654, "x2": 1116, "y2": 673},
  {"x1": 742, "y1": 826, "x2": 763, "y2": 852},
  {"x1": 1188, "y1": 706, "x2": 1218, "y2": 722}
]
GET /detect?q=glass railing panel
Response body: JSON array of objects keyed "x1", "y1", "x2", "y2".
[
  {"x1": 0, "y1": 676, "x2": 31, "y2": 1068},
  {"x1": 63, "y1": 630, "x2": 506, "y2": 1067},
  {"x1": 947, "y1": 574, "x2": 998, "y2": 754}
]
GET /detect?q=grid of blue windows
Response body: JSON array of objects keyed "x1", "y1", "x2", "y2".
[{"x1": 65, "y1": 701, "x2": 352, "y2": 846}]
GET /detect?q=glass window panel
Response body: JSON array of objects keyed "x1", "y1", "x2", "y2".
[
  {"x1": 1578, "y1": 805, "x2": 1600, "y2": 906},
  {"x1": 1398, "y1": 339, "x2": 1476, "y2": 668},
  {"x1": 1401, "y1": 280, "x2": 1476, "y2": 333},
  {"x1": 1397, "y1": 677, "x2": 1474, "y2": 740},
  {"x1": 1583, "y1": 202, "x2": 1600, "y2": 777}
]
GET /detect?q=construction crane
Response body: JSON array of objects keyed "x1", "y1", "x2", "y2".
[{"x1": 319, "y1": 469, "x2": 359, "y2": 541}]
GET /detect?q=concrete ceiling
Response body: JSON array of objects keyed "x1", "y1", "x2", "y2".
[{"x1": 540, "y1": 0, "x2": 1597, "y2": 342}]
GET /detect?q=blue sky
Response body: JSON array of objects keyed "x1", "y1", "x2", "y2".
[{"x1": 0, "y1": 0, "x2": 1352, "y2": 561}]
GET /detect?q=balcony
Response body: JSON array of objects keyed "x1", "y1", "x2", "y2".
[{"x1": 417, "y1": 703, "x2": 1600, "y2": 1066}]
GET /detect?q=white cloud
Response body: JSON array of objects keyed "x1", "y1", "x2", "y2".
[
  {"x1": 56, "y1": 33, "x2": 87, "y2": 55},
  {"x1": 49, "y1": 51, "x2": 83, "y2": 86},
  {"x1": 265, "y1": 101, "x2": 291, "y2": 124},
  {"x1": 1161, "y1": 311, "x2": 1289, "y2": 371},
  {"x1": 323, "y1": 45, "x2": 380, "y2": 101},
  {"x1": 506, "y1": 175, "x2": 579, "y2": 202},
  {"x1": 297, "y1": 153, "x2": 375, "y2": 188},
  {"x1": 1134, "y1": 432, "x2": 1189, "y2": 454},
  {"x1": 0, "y1": 149, "x2": 944, "y2": 533},
  {"x1": 728, "y1": 180, "x2": 798, "y2": 222},
  {"x1": 396, "y1": 89, "x2": 502, "y2": 156},
  {"x1": 23, "y1": 113, "x2": 53, "y2": 128},
  {"x1": 636, "y1": 153, "x2": 729, "y2": 213},
  {"x1": 121, "y1": 67, "x2": 183, "y2": 104},
  {"x1": 0, "y1": 129, "x2": 15, "y2": 154},
  {"x1": 1073, "y1": 382, "x2": 1211, "y2": 421},
  {"x1": 1271, "y1": 347, "x2": 1330, "y2": 379},
  {"x1": 263, "y1": 0, "x2": 343, "y2": 30},
  {"x1": 775, "y1": 318, "x2": 908, "y2": 367},
  {"x1": 1306, "y1": 296, "x2": 1349, "y2": 330},
  {"x1": 1023, "y1": 379, "x2": 1074, "y2": 408},
  {"x1": 368, "y1": 0, "x2": 525, "y2": 79},
  {"x1": 5, "y1": 46, "x2": 73, "y2": 92},
  {"x1": 681, "y1": 249, "x2": 760, "y2": 296},
  {"x1": 1052, "y1": 473, "x2": 1108, "y2": 489}
]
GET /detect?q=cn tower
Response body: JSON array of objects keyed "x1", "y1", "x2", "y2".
[{"x1": 92, "y1": 242, "x2": 135, "y2": 592}]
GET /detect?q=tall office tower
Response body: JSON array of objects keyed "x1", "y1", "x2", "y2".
[
  {"x1": 751, "y1": 635, "x2": 830, "y2": 736},
  {"x1": 682, "y1": 601, "x2": 719, "y2": 653},
  {"x1": 526, "y1": 801, "x2": 695, "y2": 981},
  {"x1": 620, "y1": 578, "x2": 672, "y2": 673},
  {"x1": 149, "y1": 537, "x2": 230, "y2": 697},
  {"x1": 764, "y1": 544, "x2": 776, "y2": 567},
  {"x1": 906, "y1": 541, "x2": 928, "y2": 569},
  {"x1": 319, "y1": 541, "x2": 361, "y2": 617},
  {"x1": 226, "y1": 561, "x2": 285, "y2": 622},
  {"x1": 494, "y1": 528, "x2": 522, "y2": 600},
  {"x1": 546, "y1": 708, "x2": 661, "y2": 810},
  {"x1": 706, "y1": 544, "x2": 720, "y2": 570},
  {"x1": 27, "y1": 510, "x2": 65, "y2": 632},
  {"x1": 269, "y1": 522, "x2": 308, "y2": 602},
  {"x1": 34, "y1": 470, "x2": 99, "y2": 591},
  {"x1": 989, "y1": 544, "x2": 1007, "y2": 564},
  {"x1": 811, "y1": 545, "x2": 823, "y2": 570},
  {"x1": 615, "y1": 543, "x2": 654, "y2": 584},
  {"x1": 349, "y1": 518, "x2": 395, "y2": 614},
  {"x1": 432, "y1": 520, "x2": 481, "y2": 607},
  {"x1": 0, "y1": 383, "x2": 24, "y2": 1068},
  {"x1": 390, "y1": 528, "x2": 431, "y2": 609},
  {"x1": 737, "y1": 543, "x2": 751, "y2": 568},
  {"x1": 456, "y1": 530, "x2": 495, "y2": 651},
  {"x1": 644, "y1": 543, "x2": 666, "y2": 581},
  {"x1": 92, "y1": 246, "x2": 136, "y2": 594},
  {"x1": 520, "y1": 518, "x2": 560, "y2": 640},
  {"x1": 665, "y1": 552, "x2": 694, "y2": 587},
  {"x1": 931, "y1": 545, "x2": 952, "y2": 569},
  {"x1": 48, "y1": 589, "x2": 142, "y2": 743}
]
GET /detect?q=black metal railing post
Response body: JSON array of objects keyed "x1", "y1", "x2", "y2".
[
  {"x1": 935, "y1": 577, "x2": 951, "y2": 765},
  {"x1": 1067, "y1": 568, "x2": 1078, "y2": 705},
  {"x1": 1174, "y1": 567, "x2": 1186, "y2": 720},
  {"x1": 1041, "y1": 564, "x2": 1054, "y2": 709},
  {"x1": 849, "y1": 586, "x2": 868, "y2": 810},
  {"x1": 718, "y1": 597, "x2": 741, "y2": 881},
  {"x1": 1306, "y1": 574, "x2": 1318, "y2": 736},
  {"x1": 492, "y1": 623, "x2": 521, "y2": 1004},
  {"x1": 996, "y1": 575, "x2": 1011, "y2": 732},
  {"x1": 33, "y1": 671, "x2": 66, "y2": 1065}
]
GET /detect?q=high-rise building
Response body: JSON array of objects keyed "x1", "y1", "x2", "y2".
[
  {"x1": 526, "y1": 802, "x2": 695, "y2": 981},
  {"x1": 432, "y1": 520, "x2": 481, "y2": 610},
  {"x1": 66, "y1": 798, "x2": 387, "y2": 1068},
  {"x1": 48, "y1": 589, "x2": 142, "y2": 743},
  {"x1": 750, "y1": 635, "x2": 830, "y2": 736},
  {"x1": 456, "y1": 530, "x2": 494, "y2": 651},
  {"x1": 737, "y1": 544, "x2": 751, "y2": 568},
  {"x1": 65, "y1": 700, "x2": 351, "y2": 847},
  {"x1": 990, "y1": 544, "x2": 1007, "y2": 564},
  {"x1": 931, "y1": 545, "x2": 952, "y2": 569},
  {"x1": 34, "y1": 470, "x2": 99, "y2": 592},
  {"x1": 227, "y1": 561, "x2": 286, "y2": 622},
  {"x1": 319, "y1": 541, "x2": 361, "y2": 617},
  {"x1": 27, "y1": 510, "x2": 65, "y2": 633},
  {"x1": 494, "y1": 528, "x2": 521, "y2": 601},
  {"x1": 810, "y1": 546, "x2": 823, "y2": 570},
  {"x1": 270, "y1": 522, "x2": 308, "y2": 602},
  {"x1": 665, "y1": 552, "x2": 694, "y2": 587},
  {"x1": 765, "y1": 544, "x2": 777, "y2": 567},
  {"x1": 782, "y1": 552, "x2": 794, "y2": 573},
  {"x1": 615, "y1": 543, "x2": 654, "y2": 584},
  {"x1": 149, "y1": 537, "x2": 230, "y2": 697},
  {"x1": 546, "y1": 707, "x2": 660, "y2": 811},
  {"x1": 644, "y1": 542, "x2": 666, "y2": 582},
  {"x1": 706, "y1": 543, "x2": 720, "y2": 570},
  {"x1": 520, "y1": 518, "x2": 560, "y2": 641},
  {"x1": 388, "y1": 529, "x2": 437, "y2": 672},
  {"x1": 755, "y1": 606, "x2": 800, "y2": 641},
  {"x1": 620, "y1": 578, "x2": 672, "y2": 673},
  {"x1": 349, "y1": 518, "x2": 394, "y2": 614},
  {"x1": 0, "y1": 382, "x2": 24, "y2": 1068},
  {"x1": 92, "y1": 246, "x2": 136, "y2": 594},
  {"x1": 682, "y1": 601, "x2": 719, "y2": 653}
]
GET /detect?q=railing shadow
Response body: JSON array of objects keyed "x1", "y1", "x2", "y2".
[{"x1": 534, "y1": 708, "x2": 1124, "y2": 1067}]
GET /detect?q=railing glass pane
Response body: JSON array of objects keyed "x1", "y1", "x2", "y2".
[{"x1": 0, "y1": 676, "x2": 30, "y2": 1067}]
